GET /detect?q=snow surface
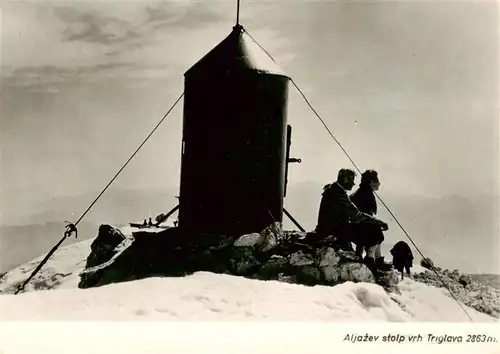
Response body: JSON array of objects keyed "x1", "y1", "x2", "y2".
[
  {"x1": 2, "y1": 228, "x2": 499, "y2": 354},
  {"x1": 0, "y1": 271, "x2": 496, "y2": 322},
  {"x1": 0, "y1": 238, "x2": 93, "y2": 292},
  {"x1": 0, "y1": 229, "x2": 496, "y2": 323}
]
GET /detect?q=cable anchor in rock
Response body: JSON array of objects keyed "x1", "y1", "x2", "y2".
[{"x1": 64, "y1": 222, "x2": 78, "y2": 239}]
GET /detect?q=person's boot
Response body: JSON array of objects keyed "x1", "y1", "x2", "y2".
[
  {"x1": 375, "y1": 256, "x2": 393, "y2": 271},
  {"x1": 344, "y1": 242, "x2": 355, "y2": 252},
  {"x1": 355, "y1": 249, "x2": 362, "y2": 261},
  {"x1": 363, "y1": 256, "x2": 376, "y2": 273},
  {"x1": 355, "y1": 247, "x2": 364, "y2": 261}
]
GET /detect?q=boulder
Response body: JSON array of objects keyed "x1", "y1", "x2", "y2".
[
  {"x1": 315, "y1": 247, "x2": 340, "y2": 267},
  {"x1": 277, "y1": 273, "x2": 296, "y2": 284},
  {"x1": 284, "y1": 231, "x2": 308, "y2": 242},
  {"x1": 257, "y1": 255, "x2": 289, "y2": 280},
  {"x1": 337, "y1": 249, "x2": 360, "y2": 263},
  {"x1": 459, "y1": 274, "x2": 472, "y2": 287},
  {"x1": 93, "y1": 225, "x2": 126, "y2": 249},
  {"x1": 295, "y1": 265, "x2": 321, "y2": 286},
  {"x1": 314, "y1": 247, "x2": 341, "y2": 284},
  {"x1": 338, "y1": 262, "x2": 375, "y2": 283},
  {"x1": 375, "y1": 269, "x2": 401, "y2": 290},
  {"x1": 187, "y1": 249, "x2": 227, "y2": 274},
  {"x1": 420, "y1": 257, "x2": 435, "y2": 270},
  {"x1": 190, "y1": 232, "x2": 235, "y2": 251},
  {"x1": 290, "y1": 250, "x2": 315, "y2": 267},
  {"x1": 85, "y1": 225, "x2": 126, "y2": 268},
  {"x1": 228, "y1": 246, "x2": 262, "y2": 276},
  {"x1": 451, "y1": 269, "x2": 461, "y2": 280},
  {"x1": 257, "y1": 222, "x2": 284, "y2": 253},
  {"x1": 233, "y1": 233, "x2": 261, "y2": 247},
  {"x1": 155, "y1": 213, "x2": 165, "y2": 223},
  {"x1": 321, "y1": 265, "x2": 340, "y2": 284}
]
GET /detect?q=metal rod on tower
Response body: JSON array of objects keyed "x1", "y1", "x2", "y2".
[{"x1": 236, "y1": 0, "x2": 240, "y2": 25}]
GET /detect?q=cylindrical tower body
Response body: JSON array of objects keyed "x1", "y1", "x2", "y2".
[{"x1": 178, "y1": 25, "x2": 290, "y2": 236}]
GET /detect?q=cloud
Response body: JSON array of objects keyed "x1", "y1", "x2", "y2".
[
  {"x1": 3, "y1": 62, "x2": 174, "y2": 93},
  {"x1": 56, "y1": 8, "x2": 141, "y2": 45},
  {"x1": 52, "y1": 3, "x2": 212, "y2": 45},
  {"x1": 147, "y1": 3, "x2": 230, "y2": 31},
  {"x1": 1, "y1": 3, "x2": 183, "y2": 87},
  {"x1": 2, "y1": 2, "x2": 293, "y2": 89}
]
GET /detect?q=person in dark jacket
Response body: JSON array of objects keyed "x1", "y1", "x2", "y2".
[
  {"x1": 349, "y1": 171, "x2": 382, "y2": 254},
  {"x1": 349, "y1": 170, "x2": 391, "y2": 270},
  {"x1": 314, "y1": 169, "x2": 388, "y2": 257},
  {"x1": 390, "y1": 240, "x2": 414, "y2": 280}
]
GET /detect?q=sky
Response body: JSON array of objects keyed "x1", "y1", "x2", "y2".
[{"x1": 1, "y1": 0, "x2": 499, "y2": 273}]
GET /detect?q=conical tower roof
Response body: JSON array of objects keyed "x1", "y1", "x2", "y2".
[{"x1": 185, "y1": 25, "x2": 288, "y2": 78}]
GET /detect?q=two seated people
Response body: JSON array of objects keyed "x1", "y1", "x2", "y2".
[{"x1": 312, "y1": 168, "x2": 393, "y2": 273}]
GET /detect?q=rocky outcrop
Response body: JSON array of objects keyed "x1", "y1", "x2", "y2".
[
  {"x1": 420, "y1": 257, "x2": 435, "y2": 270},
  {"x1": 86, "y1": 225, "x2": 126, "y2": 268},
  {"x1": 78, "y1": 224, "x2": 400, "y2": 292},
  {"x1": 413, "y1": 268, "x2": 500, "y2": 318}
]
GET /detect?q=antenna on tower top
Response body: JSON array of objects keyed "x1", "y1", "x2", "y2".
[{"x1": 236, "y1": 0, "x2": 241, "y2": 26}]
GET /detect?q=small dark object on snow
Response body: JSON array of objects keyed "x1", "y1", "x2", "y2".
[{"x1": 390, "y1": 241, "x2": 413, "y2": 280}]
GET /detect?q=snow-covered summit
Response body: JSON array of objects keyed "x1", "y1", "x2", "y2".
[{"x1": 0, "y1": 225, "x2": 497, "y2": 323}]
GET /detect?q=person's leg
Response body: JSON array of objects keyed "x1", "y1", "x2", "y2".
[
  {"x1": 354, "y1": 224, "x2": 373, "y2": 259},
  {"x1": 364, "y1": 259, "x2": 375, "y2": 273},
  {"x1": 405, "y1": 264, "x2": 411, "y2": 277},
  {"x1": 365, "y1": 245, "x2": 376, "y2": 259},
  {"x1": 337, "y1": 225, "x2": 355, "y2": 251},
  {"x1": 392, "y1": 258, "x2": 404, "y2": 280},
  {"x1": 363, "y1": 245, "x2": 377, "y2": 272},
  {"x1": 361, "y1": 225, "x2": 384, "y2": 259},
  {"x1": 362, "y1": 226, "x2": 390, "y2": 271},
  {"x1": 355, "y1": 244, "x2": 364, "y2": 259},
  {"x1": 374, "y1": 243, "x2": 392, "y2": 270}
]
